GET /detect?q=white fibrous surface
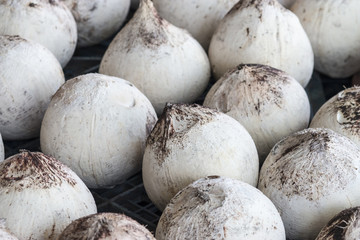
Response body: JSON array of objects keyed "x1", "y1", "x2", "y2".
[
  {"x1": 0, "y1": 151, "x2": 97, "y2": 240},
  {"x1": 99, "y1": 0, "x2": 210, "y2": 115},
  {"x1": 209, "y1": 0, "x2": 314, "y2": 87},
  {"x1": 62, "y1": 0, "x2": 130, "y2": 47},
  {"x1": 291, "y1": 0, "x2": 360, "y2": 78},
  {"x1": 152, "y1": 0, "x2": 239, "y2": 50},
  {"x1": 258, "y1": 128, "x2": 360, "y2": 240},
  {"x1": 143, "y1": 103, "x2": 259, "y2": 211},
  {"x1": 204, "y1": 64, "x2": 310, "y2": 162},
  {"x1": 0, "y1": 35, "x2": 65, "y2": 141},
  {"x1": 156, "y1": 176, "x2": 286, "y2": 240},
  {"x1": 0, "y1": 0, "x2": 77, "y2": 67},
  {"x1": 40, "y1": 73, "x2": 157, "y2": 188},
  {"x1": 58, "y1": 213, "x2": 156, "y2": 240},
  {"x1": 310, "y1": 86, "x2": 360, "y2": 148},
  {"x1": 316, "y1": 207, "x2": 360, "y2": 240}
]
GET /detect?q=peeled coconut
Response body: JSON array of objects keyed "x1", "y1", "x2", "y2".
[
  {"x1": 58, "y1": 213, "x2": 155, "y2": 240},
  {"x1": 152, "y1": 0, "x2": 239, "y2": 50},
  {"x1": 203, "y1": 64, "x2": 310, "y2": 163},
  {"x1": 156, "y1": 176, "x2": 286, "y2": 239},
  {"x1": 142, "y1": 103, "x2": 259, "y2": 211},
  {"x1": 258, "y1": 128, "x2": 360, "y2": 240},
  {"x1": 99, "y1": 0, "x2": 210, "y2": 115},
  {"x1": 310, "y1": 86, "x2": 360, "y2": 148},
  {"x1": 0, "y1": 151, "x2": 97, "y2": 240},
  {"x1": 291, "y1": 0, "x2": 360, "y2": 78},
  {"x1": 316, "y1": 206, "x2": 360, "y2": 240},
  {"x1": 0, "y1": 219, "x2": 18, "y2": 240},
  {"x1": 0, "y1": 35, "x2": 65, "y2": 141},
  {"x1": 0, "y1": 0, "x2": 77, "y2": 67},
  {"x1": 40, "y1": 73, "x2": 157, "y2": 188},
  {"x1": 61, "y1": 0, "x2": 131, "y2": 47},
  {"x1": 209, "y1": 0, "x2": 314, "y2": 87}
]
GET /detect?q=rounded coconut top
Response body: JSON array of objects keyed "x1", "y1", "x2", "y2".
[
  {"x1": 258, "y1": 128, "x2": 360, "y2": 239},
  {"x1": 208, "y1": 0, "x2": 314, "y2": 86},
  {"x1": 156, "y1": 176, "x2": 286, "y2": 239},
  {"x1": 310, "y1": 86, "x2": 360, "y2": 147},
  {"x1": 143, "y1": 103, "x2": 259, "y2": 211},
  {"x1": 58, "y1": 212, "x2": 155, "y2": 240},
  {"x1": 203, "y1": 64, "x2": 310, "y2": 162},
  {"x1": 0, "y1": 0, "x2": 77, "y2": 67},
  {"x1": 316, "y1": 207, "x2": 360, "y2": 240}
]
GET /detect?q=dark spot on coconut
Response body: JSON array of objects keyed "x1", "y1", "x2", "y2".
[
  {"x1": 90, "y1": 3, "x2": 97, "y2": 12},
  {"x1": 28, "y1": 2, "x2": 37, "y2": 7},
  {"x1": 246, "y1": 27, "x2": 250, "y2": 36},
  {"x1": 207, "y1": 175, "x2": 220, "y2": 179},
  {"x1": 48, "y1": 0, "x2": 57, "y2": 5}
]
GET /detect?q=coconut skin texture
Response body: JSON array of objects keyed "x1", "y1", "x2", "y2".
[
  {"x1": 0, "y1": 219, "x2": 18, "y2": 240},
  {"x1": 203, "y1": 64, "x2": 310, "y2": 163},
  {"x1": 61, "y1": 0, "x2": 131, "y2": 47},
  {"x1": 209, "y1": 0, "x2": 314, "y2": 87},
  {"x1": 58, "y1": 213, "x2": 155, "y2": 240},
  {"x1": 315, "y1": 207, "x2": 360, "y2": 240},
  {"x1": 310, "y1": 86, "x2": 360, "y2": 148},
  {"x1": 0, "y1": 151, "x2": 97, "y2": 240},
  {"x1": 142, "y1": 103, "x2": 259, "y2": 211},
  {"x1": 0, "y1": 35, "x2": 65, "y2": 141},
  {"x1": 258, "y1": 128, "x2": 360, "y2": 240},
  {"x1": 152, "y1": 0, "x2": 239, "y2": 50},
  {"x1": 40, "y1": 73, "x2": 157, "y2": 188},
  {"x1": 99, "y1": 0, "x2": 210, "y2": 115},
  {"x1": 291, "y1": 0, "x2": 360, "y2": 78},
  {"x1": 0, "y1": 0, "x2": 77, "y2": 67},
  {"x1": 156, "y1": 176, "x2": 286, "y2": 240}
]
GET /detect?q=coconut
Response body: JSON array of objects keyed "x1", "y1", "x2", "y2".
[
  {"x1": 0, "y1": 151, "x2": 97, "y2": 240},
  {"x1": 258, "y1": 128, "x2": 360, "y2": 239},
  {"x1": 0, "y1": 0, "x2": 77, "y2": 67},
  {"x1": 203, "y1": 64, "x2": 310, "y2": 163},
  {"x1": 156, "y1": 176, "x2": 286, "y2": 239},
  {"x1": 310, "y1": 86, "x2": 360, "y2": 148},
  {"x1": 142, "y1": 103, "x2": 259, "y2": 211}
]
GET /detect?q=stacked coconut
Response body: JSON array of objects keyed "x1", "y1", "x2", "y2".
[{"x1": 1, "y1": 0, "x2": 360, "y2": 239}]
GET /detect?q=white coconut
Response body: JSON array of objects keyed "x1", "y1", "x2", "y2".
[
  {"x1": 277, "y1": 0, "x2": 295, "y2": 8},
  {"x1": 0, "y1": 219, "x2": 18, "y2": 240},
  {"x1": 62, "y1": 0, "x2": 131, "y2": 47},
  {"x1": 310, "y1": 86, "x2": 360, "y2": 148},
  {"x1": 40, "y1": 73, "x2": 157, "y2": 188},
  {"x1": 291, "y1": 0, "x2": 360, "y2": 78},
  {"x1": 209, "y1": 0, "x2": 314, "y2": 87},
  {"x1": 0, "y1": 151, "x2": 97, "y2": 240},
  {"x1": 58, "y1": 213, "x2": 155, "y2": 239},
  {"x1": 258, "y1": 128, "x2": 360, "y2": 240},
  {"x1": 0, "y1": 35, "x2": 65, "y2": 141},
  {"x1": 316, "y1": 206, "x2": 360, "y2": 240},
  {"x1": 204, "y1": 64, "x2": 310, "y2": 163},
  {"x1": 0, "y1": 0, "x2": 77, "y2": 67},
  {"x1": 99, "y1": 0, "x2": 210, "y2": 115},
  {"x1": 156, "y1": 176, "x2": 285, "y2": 239},
  {"x1": 152, "y1": 0, "x2": 239, "y2": 50},
  {"x1": 142, "y1": 103, "x2": 259, "y2": 211}
]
